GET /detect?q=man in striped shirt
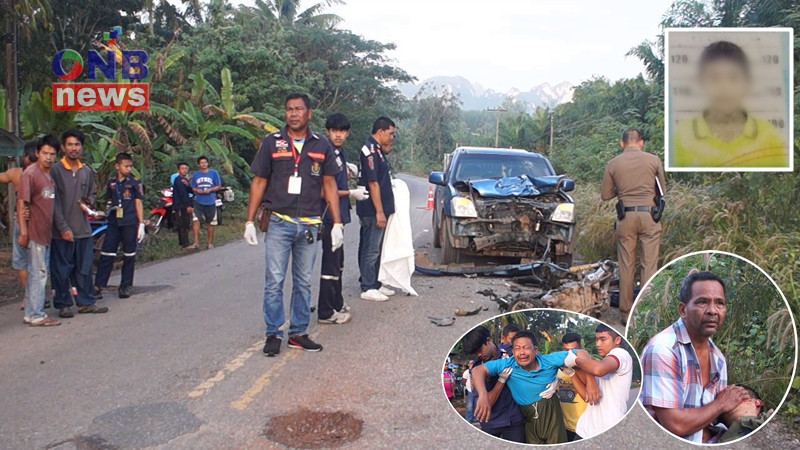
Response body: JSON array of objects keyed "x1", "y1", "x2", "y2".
[{"x1": 640, "y1": 271, "x2": 750, "y2": 442}]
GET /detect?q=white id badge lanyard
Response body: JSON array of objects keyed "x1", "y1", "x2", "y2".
[{"x1": 288, "y1": 173, "x2": 302, "y2": 194}]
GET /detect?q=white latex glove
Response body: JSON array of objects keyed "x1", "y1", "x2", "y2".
[
  {"x1": 244, "y1": 222, "x2": 258, "y2": 246},
  {"x1": 346, "y1": 162, "x2": 358, "y2": 179},
  {"x1": 349, "y1": 186, "x2": 369, "y2": 201},
  {"x1": 137, "y1": 223, "x2": 146, "y2": 243},
  {"x1": 497, "y1": 367, "x2": 512, "y2": 384},
  {"x1": 331, "y1": 223, "x2": 344, "y2": 252},
  {"x1": 564, "y1": 349, "x2": 578, "y2": 368},
  {"x1": 539, "y1": 380, "x2": 558, "y2": 399}
]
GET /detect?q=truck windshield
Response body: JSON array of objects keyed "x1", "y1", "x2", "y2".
[{"x1": 453, "y1": 154, "x2": 553, "y2": 182}]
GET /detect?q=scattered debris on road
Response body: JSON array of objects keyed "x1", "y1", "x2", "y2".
[
  {"x1": 453, "y1": 306, "x2": 484, "y2": 316},
  {"x1": 428, "y1": 316, "x2": 456, "y2": 326}
]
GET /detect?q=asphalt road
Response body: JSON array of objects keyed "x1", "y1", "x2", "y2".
[{"x1": 1, "y1": 174, "x2": 796, "y2": 449}]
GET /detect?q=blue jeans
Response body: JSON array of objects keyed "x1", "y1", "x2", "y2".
[
  {"x1": 358, "y1": 215, "x2": 386, "y2": 292},
  {"x1": 465, "y1": 390, "x2": 477, "y2": 422},
  {"x1": 12, "y1": 219, "x2": 29, "y2": 271},
  {"x1": 24, "y1": 241, "x2": 50, "y2": 321},
  {"x1": 262, "y1": 216, "x2": 318, "y2": 338}
]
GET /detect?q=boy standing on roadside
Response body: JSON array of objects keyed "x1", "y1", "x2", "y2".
[
  {"x1": 94, "y1": 153, "x2": 145, "y2": 299},
  {"x1": 17, "y1": 136, "x2": 60, "y2": 327}
]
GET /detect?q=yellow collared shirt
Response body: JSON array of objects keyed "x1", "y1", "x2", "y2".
[{"x1": 672, "y1": 114, "x2": 788, "y2": 169}]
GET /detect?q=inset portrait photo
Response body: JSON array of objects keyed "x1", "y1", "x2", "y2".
[
  {"x1": 665, "y1": 28, "x2": 794, "y2": 172},
  {"x1": 443, "y1": 309, "x2": 641, "y2": 445},
  {"x1": 627, "y1": 251, "x2": 797, "y2": 445}
]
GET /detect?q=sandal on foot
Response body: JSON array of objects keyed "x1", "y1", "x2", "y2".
[{"x1": 30, "y1": 317, "x2": 61, "y2": 327}]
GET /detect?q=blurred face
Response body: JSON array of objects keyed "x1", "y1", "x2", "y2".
[
  {"x1": 375, "y1": 126, "x2": 396, "y2": 148},
  {"x1": 198, "y1": 158, "x2": 209, "y2": 170},
  {"x1": 22, "y1": 155, "x2": 32, "y2": 167},
  {"x1": 116, "y1": 159, "x2": 133, "y2": 177},
  {"x1": 562, "y1": 341, "x2": 580, "y2": 351},
  {"x1": 178, "y1": 164, "x2": 189, "y2": 176},
  {"x1": 285, "y1": 98, "x2": 312, "y2": 132},
  {"x1": 679, "y1": 280, "x2": 727, "y2": 338},
  {"x1": 512, "y1": 337, "x2": 537, "y2": 370},
  {"x1": 595, "y1": 331, "x2": 621, "y2": 357},
  {"x1": 326, "y1": 128, "x2": 350, "y2": 148},
  {"x1": 36, "y1": 145, "x2": 57, "y2": 170},
  {"x1": 502, "y1": 330, "x2": 518, "y2": 344},
  {"x1": 62, "y1": 136, "x2": 83, "y2": 160},
  {"x1": 699, "y1": 59, "x2": 751, "y2": 115}
]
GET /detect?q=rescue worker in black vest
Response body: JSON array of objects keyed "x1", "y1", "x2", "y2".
[
  {"x1": 94, "y1": 152, "x2": 146, "y2": 299},
  {"x1": 244, "y1": 93, "x2": 343, "y2": 357},
  {"x1": 601, "y1": 128, "x2": 666, "y2": 325},
  {"x1": 317, "y1": 113, "x2": 369, "y2": 325},
  {"x1": 356, "y1": 117, "x2": 397, "y2": 302}
]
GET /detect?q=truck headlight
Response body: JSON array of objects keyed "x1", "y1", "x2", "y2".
[
  {"x1": 551, "y1": 203, "x2": 575, "y2": 224},
  {"x1": 451, "y1": 197, "x2": 478, "y2": 218}
]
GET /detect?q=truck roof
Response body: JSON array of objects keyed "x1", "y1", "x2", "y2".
[{"x1": 453, "y1": 146, "x2": 547, "y2": 158}]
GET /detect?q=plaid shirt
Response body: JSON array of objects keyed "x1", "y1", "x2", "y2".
[{"x1": 640, "y1": 318, "x2": 727, "y2": 443}]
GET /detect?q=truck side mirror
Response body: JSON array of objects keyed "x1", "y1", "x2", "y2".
[
  {"x1": 428, "y1": 171, "x2": 446, "y2": 186},
  {"x1": 560, "y1": 178, "x2": 575, "y2": 192}
]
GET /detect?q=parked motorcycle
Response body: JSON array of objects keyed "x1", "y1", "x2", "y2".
[
  {"x1": 147, "y1": 187, "x2": 173, "y2": 235},
  {"x1": 215, "y1": 186, "x2": 235, "y2": 225}
]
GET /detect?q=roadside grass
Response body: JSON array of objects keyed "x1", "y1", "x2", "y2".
[
  {"x1": 572, "y1": 182, "x2": 800, "y2": 425},
  {"x1": 138, "y1": 205, "x2": 246, "y2": 263}
]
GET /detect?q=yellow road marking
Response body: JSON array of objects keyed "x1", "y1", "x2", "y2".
[
  {"x1": 230, "y1": 350, "x2": 300, "y2": 410},
  {"x1": 188, "y1": 341, "x2": 262, "y2": 398}
]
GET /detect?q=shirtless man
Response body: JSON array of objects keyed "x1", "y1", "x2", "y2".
[{"x1": 0, "y1": 141, "x2": 37, "y2": 309}]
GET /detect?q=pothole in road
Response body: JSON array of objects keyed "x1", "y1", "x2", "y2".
[{"x1": 264, "y1": 409, "x2": 363, "y2": 448}]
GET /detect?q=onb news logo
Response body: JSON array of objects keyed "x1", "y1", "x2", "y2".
[{"x1": 52, "y1": 26, "x2": 149, "y2": 111}]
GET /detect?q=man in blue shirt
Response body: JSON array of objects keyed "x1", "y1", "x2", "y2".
[
  {"x1": 190, "y1": 156, "x2": 222, "y2": 249},
  {"x1": 472, "y1": 331, "x2": 584, "y2": 444},
  {"x1": 172, "y1": 162, "x2": 192, "y2": 249},
  {"x1": 356, "y1": 117, "x2": 396, "y2": 302},
  {"x1": 461, "y1": 326, "x2": 526, "y2": 443},
  {"x1": 317, "y1": 113, "x2": 369, "y2": 325}
]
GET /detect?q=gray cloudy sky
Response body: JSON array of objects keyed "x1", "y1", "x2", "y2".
[{"x1": 240, "y1": 0, "x2": 674, "y2": 91}]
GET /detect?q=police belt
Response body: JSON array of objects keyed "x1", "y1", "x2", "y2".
[{"x1": 623, "y1": 206, "x2": 652, "y2": 212}]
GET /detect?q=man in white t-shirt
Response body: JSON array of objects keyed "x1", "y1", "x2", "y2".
[{"x1": 564, "y1": 324, "x2": 633, "y2": 439}]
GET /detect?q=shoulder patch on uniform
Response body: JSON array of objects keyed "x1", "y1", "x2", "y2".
[
  {"x1": 273, "y1": 133, "x2": 282, "y2": 138},
  {"x1": 361, "y1": 146, "x2": 370, "y2": 156}
]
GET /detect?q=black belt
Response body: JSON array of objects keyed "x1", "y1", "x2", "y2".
[{"x1": 624, "y1": 206, "x2": 652, "y2": 212}]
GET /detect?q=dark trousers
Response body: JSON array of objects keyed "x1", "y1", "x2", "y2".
[
  {"x1": 51, "y1": 236, "x2": 96, "y2": 308},
  {"x1": 95, "y1": 224, "x2": 138, "y2": 289},
  {"x1": 483, "y1": 423, "x2": 526, "y2": 443},
  {"x1": 175, "y1": 207, "x2": 191, "y2": 247},
  {"x1": 318, "y1": 224, "x2": 345, "y2": 319},
  {"x1": 358, "y1": 215, "x2": 386, "y2": 292}
]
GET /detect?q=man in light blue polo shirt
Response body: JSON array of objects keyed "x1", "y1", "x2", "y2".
[{"x1": 472, "y1": 331, "x2": 585, "y2": 444}]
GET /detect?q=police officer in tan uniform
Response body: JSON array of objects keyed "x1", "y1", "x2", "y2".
[{"x1": 601, "y1": 128, "x2": 666, "y2": 325}]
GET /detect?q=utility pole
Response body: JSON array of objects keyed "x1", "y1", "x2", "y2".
[
  {"x1": 549, "y1": 113, "x2": 554, "y2": 151},
  {"x1": 4, "y1": 0, "x2": 19, "y2": 136},
  {"x1": 487, "y1": 107, "x2": 507, "y2": 148}
]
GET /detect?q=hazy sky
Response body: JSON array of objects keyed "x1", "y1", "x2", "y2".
[{"x1": 235, "y1": 1, "x2": 674, "y2": 91}]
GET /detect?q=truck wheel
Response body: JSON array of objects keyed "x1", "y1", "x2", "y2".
[
  {"x1": 440, "y1": 218, "x2": 461, "y2": 265},
  {"x1": 432, "y1": 211, "x2": 441, "y2": 248}
]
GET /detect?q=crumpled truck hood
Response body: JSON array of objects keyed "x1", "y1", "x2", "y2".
[{"x1": 468, "y1": 175, "x2": 562, "y2": 198}]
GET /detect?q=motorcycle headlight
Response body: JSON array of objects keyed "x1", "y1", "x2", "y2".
[
  {"x1": 550, "y1": 203, "x2": 575, "y2": 224},
  {"x1": 451, "y1": 197, "x2": 478, "y2": 218}
]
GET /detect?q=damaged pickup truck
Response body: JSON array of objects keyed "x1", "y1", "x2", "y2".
[{"x1": 428, "y1": 147, "x2": 576, "y2": 265}]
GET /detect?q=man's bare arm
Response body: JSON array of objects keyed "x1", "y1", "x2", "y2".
[
  {"x1": 653, "y1": 385, "x2": 750, "y2": 437},
  {"x1": 574, "y1": 352, "x2": 619, "y2": 377}
]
